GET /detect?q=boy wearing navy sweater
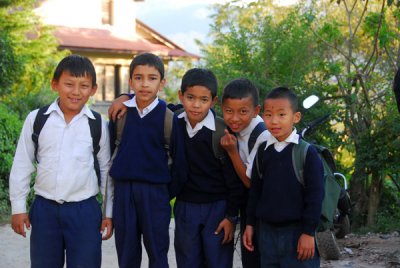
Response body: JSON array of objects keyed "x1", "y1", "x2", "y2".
[
  {"x1": 243, "y1": 87, "x2": 324, "y2": 267},
  {"x1": 108, "y1": 53, "x2": 186, "y2": 268},
  {"x1": 174, "y1": 68, "x2": 243, "y2": 268},
  {"x1": 220, "y1": 78, "x2": 270, "y2": 268}
]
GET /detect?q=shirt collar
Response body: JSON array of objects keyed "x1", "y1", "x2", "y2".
[
  {"x1": 178, "y1": 109, "x2": 216, "y2": 131},
  {"x1": 123, "y1": 96, "x2": 159, "y2": 115},
  {"x1": 265, "y1": 128, "x2": 299, "y2": 150},
  {"x1": 47, "y1": 98, "x2": 95, "y2": 120},
  {"x1": 238, "y1": 115, "x2": 264, "y2": 137}
]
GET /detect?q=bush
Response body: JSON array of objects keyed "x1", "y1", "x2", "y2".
[{"x1": 0, "y1": 103, "x2": 23, "y2": 217}]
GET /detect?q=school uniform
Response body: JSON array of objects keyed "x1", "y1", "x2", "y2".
[
  {"x1": 174, "y1": 110, "x2": 243, "y2": 268},
  {"x1": 247, "y1": 130, "x2": 324, "y2": 268},
  {"x1": 109, "y1": 97, "x2": 186, "y2": 268},
  {"x1": 9, "y1": 100, "x2": 113, "y2": 268},
  {"x1": 236, "y1": 115, "x2": 270, "y2": 268}
]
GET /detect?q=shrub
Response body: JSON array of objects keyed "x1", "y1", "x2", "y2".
[{"x1": 0, "y1": 104, "x2": 23, "y2": 217}]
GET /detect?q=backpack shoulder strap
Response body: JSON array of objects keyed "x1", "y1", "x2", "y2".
[
  {"x1": 248, "y1": 121, "x2": 267, "y2": 153},
  {"x1": 292, "y1": 138, "x2": 310, "y2": 186},
  {"x1": 212, "y1": 116, "x2": 227, "y2": 163},
  {"x1": 88, "y1": 110, "x2": 102, "y2": 185},
  {"x1": 164, "y1": 107, "x2": 174, "y2": 150},
  {"x1": 255, "y1": 141, "x2": 267, "y2": 179},
  {"x1": 32, "y1": 105, "x2": 51, "y2": 163},
  {"x1": 114, "y1": 112, "x2": 127, "y2": 149}
]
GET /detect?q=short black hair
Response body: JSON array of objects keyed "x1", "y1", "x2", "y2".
[
  {"x1": 265, "y1": 86, "x2": 298, "y2": 112},
  {"x1": 222, "y1": 78, "x2": 259, "y2": 107},
  {"x1": 180, "y1": 68, "x2": 218, "y2": 98},
  {"x1": 129, "y1": 52, "x2": 164, "y2": 79},
  {"x1": 53, "y1": 54, "x2": 96, "y2": 86}
]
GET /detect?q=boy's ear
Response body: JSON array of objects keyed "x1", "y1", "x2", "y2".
[
  {"x1": 178, "y1": 90, "x2": 184, "y2": 103},
  {"x1": 51, "y1": 79, "x2": 58, "y2": 92},
  {"x1": 158, "y1": 78, "x2": 166, "y2": 91},
  {"x1": 294, "y1": 111, "x2": 301, "y2": 124},
  {"x1": 254, "y1": 105, "x2": 261, "y2": 117},
  {"x1": 90, "y1": 84, "x2": 98, "y2": 96},
  {"x1": 211, "y1": 96, "x2": 218, "y2": 107}
]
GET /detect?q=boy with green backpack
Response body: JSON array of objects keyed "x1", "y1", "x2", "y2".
[{"x1": 243, "y1": 87, "x2": 324, "y2": 267}]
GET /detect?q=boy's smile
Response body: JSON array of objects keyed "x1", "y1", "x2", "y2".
[
  {"x1": 51, "y1": 71, "x2": 97, "y2": 121},
  {"x1": 179, "y1": 85, "x2": 217, "y2": 128},
  {"x1": 262, "y1": 98, "x2": 300, "y2": 142},
  {"x1": 222, "y1": 96, "x2": 260, "y2": 134}
]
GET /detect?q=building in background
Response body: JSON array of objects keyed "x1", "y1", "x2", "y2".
[{"x1": 35, "y1": 0, "x2": 199, "y2": 112}]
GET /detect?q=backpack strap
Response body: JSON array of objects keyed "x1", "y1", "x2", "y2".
[
  {"x1": 88, "y1": 110, "x2": 102, "y2": 185},
  {"x1": 164, "y1": 107, "x2": 174, "y2": 166},
  {"x1": 212, "y1": 116, "x2": 227, "y2": 163},
  {"x1": 255, "y1": 141, "x2": 267, "y2": 179},
  {"x1": 32, "y1": 105, "x2": 51, "y2": 163},
  {"x1": 111, "y1": 112, "x2": 127, "y2": 161},
  {"x1": 248, "y1": 121, "x2": 267, "y2": 153},
  {"x1": 292, "y1": 138, "x2": 310, "y2": 186}
]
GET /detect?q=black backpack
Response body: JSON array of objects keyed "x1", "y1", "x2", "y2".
[{"x1": 32, "y1": 105, "x2": 102, "y2": 185}]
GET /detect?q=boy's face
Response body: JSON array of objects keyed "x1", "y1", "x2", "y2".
[
  {"x1": 129, "y1": 64, "x2": 165, "y2": 109},
  {"x1": 178, "y1": 86, "x2": 217, "y2": 128},
  {"x1": 52, "y1": 71, "x2": 97, "y2": 117},
  {"x1": 222, "y1": 96, "x2": 260, "y2": 134},
  {"x1": 262, "y1": 98, "x2": 300, "y2": 142}
]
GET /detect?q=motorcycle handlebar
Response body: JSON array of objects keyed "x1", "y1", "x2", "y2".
[{"x1": 301, "y1": 113, "x2": 330, "y2": 137}]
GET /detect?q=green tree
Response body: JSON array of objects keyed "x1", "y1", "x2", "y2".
[
  {"x1": 200, "y1": 0, "x2": 400, "y2": 228},
  {"x1": 0, "y1": 0, "x2": 67, "y2": 117}
]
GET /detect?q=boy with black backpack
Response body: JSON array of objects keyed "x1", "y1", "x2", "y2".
[
  {"x1": 220, "y1": 78, "x2": 270, "y2": 268},
  {"x1": 243, "y1": 87, "x2": 324, "y2": 267},
  {"x1": 9, "y1": 54, "x2": 113, "y2": 268}
]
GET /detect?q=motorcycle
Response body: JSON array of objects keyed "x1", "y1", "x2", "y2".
[{"x1": 302, "y1": 95, "x2": 352, "y2": 260}]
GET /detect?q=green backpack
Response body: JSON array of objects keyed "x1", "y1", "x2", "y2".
[{"x1": 255, "y1": 139, "x2": 342, "y2": 231}]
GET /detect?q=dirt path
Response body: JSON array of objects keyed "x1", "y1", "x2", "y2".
[{"x1": 1, "y1": 221, "x2": 399, "y2": 268}]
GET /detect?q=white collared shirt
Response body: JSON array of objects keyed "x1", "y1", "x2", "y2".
[
  {"x1": 178, "y1": 110, "x2": 215, "y2": 138},
  {"x1": 9, "y1": 99, "x2": 114, "y2": 217},
  {"x1": 265, "y1": 128, "x2": 299, "y2": 152},
  {"x1": 238, "y1": 116, "x2": 271, "y2": 178},
  {"x1": 123, "y1": 96, "x2": 159, "y2": 118}
]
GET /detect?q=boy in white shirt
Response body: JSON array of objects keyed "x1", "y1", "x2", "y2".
[{"x1": 9, "y1": 54, "x2": 113, "y2": 268}]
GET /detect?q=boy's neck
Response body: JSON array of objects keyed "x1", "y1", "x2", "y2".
[{"x1": 136, "y1": 96, "x2": 157, "y2": 113}]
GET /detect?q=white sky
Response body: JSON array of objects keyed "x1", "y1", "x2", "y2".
[{"x1": 136, "y1": 0, "x2": 299, "y2": 55}]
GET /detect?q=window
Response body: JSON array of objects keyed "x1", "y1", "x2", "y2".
[{"x1": 102, "y1": 0, "x2": 113, "y2": 25}]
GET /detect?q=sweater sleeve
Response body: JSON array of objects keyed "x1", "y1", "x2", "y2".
[
  {"x1": 246, "y1": 142, "x2": 266, "y2": 226},
  {"x1": 168, "y1": 115, "x2": 188, "y2": 199},
  {"x1": 302, "y1": 145, "x2": 325, "y2": 235},
  {"x1": 222, "y1": 153, "x2": 244, "y2": 217}
]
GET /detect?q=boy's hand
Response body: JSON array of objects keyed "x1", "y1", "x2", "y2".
[
  {"x1": 297, "y1": 233, "x2": 315, "y2": 261},
  {"x1": 100, "y1": 218, "x2": 113, "y2": 240},
  {"x1": 220, "y1": 129, "x2": 238, "y2": 154},
  {"x1": 242, "y1": 225, "x2": 254, "y2": 252},
  {"x1": 108, "y1": 95, "x2": 130, "y2": 121},
  {"x1": 214, "y1": 218, "x2": 235, "y2": 244},
  {"x1": 11, "y1": 213, "x2": 30, "y2": 238}
]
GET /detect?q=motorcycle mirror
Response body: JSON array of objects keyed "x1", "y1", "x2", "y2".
[{"x1": 303, "y1": 95, "x2": 319, "y2": 109}]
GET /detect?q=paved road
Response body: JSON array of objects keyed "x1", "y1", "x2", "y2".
[{"x1": 0, "y1": 220, "x2": 243, "y2": 268}]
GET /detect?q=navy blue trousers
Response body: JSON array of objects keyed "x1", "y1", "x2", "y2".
[
  {"x1": 258, "y1": 221, "x2": 320, "y2": 268},
  {"x1": 113, "y1": 181, "x2": 171, "y2": 268},
  {"x1": 29, "y1": 195, "x2": 102, "y2": 268},
  {"x1": 174, "y1": 200, "x2": 234, "y2": 268},
  {"x1": 240, "y1": 206, "x2": 261, "y2": 268}
]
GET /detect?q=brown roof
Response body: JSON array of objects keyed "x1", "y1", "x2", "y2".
[{"x1": 53, "y1": 24, "x2": 200, "y2": 59}]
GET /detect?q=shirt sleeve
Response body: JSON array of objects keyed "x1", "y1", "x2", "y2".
[
  {"x1": 9, "y1": 110, "x2": 38, "y2": 215},
  {"x1": 245, "y1": 130, "x2": 270, "y2": 178},
  {"x1": 98, "y1": 117, "x2": 113, "y2": 218},
  {"x1": 223, "y1": 153, "x2": 245, "y2": 217}
]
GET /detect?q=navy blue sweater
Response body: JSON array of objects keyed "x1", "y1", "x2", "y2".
[
  {"x1": 176, "y1": 116, "x2": 244, "y2": 217},
  {"x1": 108, "y1": 100, "x2": 187, "y2": 197},
  {"x1": 247, "y1": 142, "x2": 324, "y2": 235}
]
